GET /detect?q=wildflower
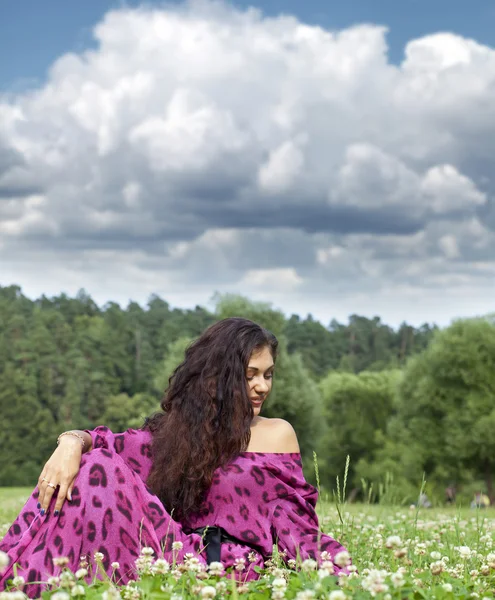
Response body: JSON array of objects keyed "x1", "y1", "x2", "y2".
[
  {"x1": 47, "y1": 576, "x2": 61, "y2": 586},
  {"x1": 52, "y1": 593, "x2": 71, "y2": 600},
  {"x1": 237, "y1": 584, "x2": 249, "y2": 594},
  {"x1": 102, "y1": 588, "x2": 122, "y2": 600},
  {"x1": 480, "y1": 564, "x2": 490, "y2": 576},
  {"x1": 486, "y1": 552, "x2": 495, "y2": 568},
  {"x1": 208, "y1": 561, "x2": 225, "y2": 577},
  {"x1": 71, "y1": 585, "x2": 86, "y2": 596},
  {"x1": 333, "y1": 551, "x2": 351, "y2": 568},
  {"x1": 54, "y1": 557, "x2": 70, "y2": 567},
  {"x1": 11, "y1": 576, "x2": 25, "y2": 589},
  {"x1": 442, "y1": 583, "x2": 453, "y2": 592},
  {"x1": 75, "y1": 569, "x2": 88, "y2": 579},
  {"x1": 140, "y1": 547, "x2": 154, "y2": 556},
  {"x1": 215, "y1": 582, "x2": 227, "y2": 593},
  {"x1": 390, "y1": 570, "x2": 405, "y2": 588},
  {"x1": 60, "y1": 571, "x2": 76, "y2": 588},
  {"x1": 234, "y1": 557, "x2": 246, "y2": 572},
  {"x1": 94, "y1": 552, "x2": 105, "y2": 562},
  {"x1": 457, "y1": 546, "x2": 471, "y2": 559},
  {"x1": 171, "y1": 541, "x2": 183, "y2": 551},
  {"x1": 318, "y1": 561, "x2": 335, "y2": 577},
  {"x1": 430, "y1": 551, "x2": 441, "y2": 560},
  {"x1": 0, "y1": 551, "x2": 9, "y2": 572},
  {"x1": 430, "y1": 561, "x2": 444, "y2": 575},
  {"x1": 296, "y1": 591, "x2": 315, "y2": 600},
  {"x1": 301, "y1": 558, "x2": 318, "y2": 571},
  {"x1": 272, "y1": 578, "x2": 287, "y2": 591},
  {"x1": 201, "y1": 586, "x2": 216, "y2": 599},
  {"x1": 111, "y1": 562, "x2": 120, "y2": 570},
  {"x1": 385, "y1": 536, "x2": 401, "y2": 548},
  {"x1": 152, "y1": 559, "x2": 170, "y2": 575},
  {"x1": 287, "y1": 559, "x2": 297, "y2": 570},
  {"x1": 328, "y1": 592, "x2": 347, "y2": 600},
  {"x1": 394, "y1": 548, "x2": 407, "y2": 559}
]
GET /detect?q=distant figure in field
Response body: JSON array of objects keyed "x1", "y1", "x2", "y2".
[
  {"x1": 418, "y1": 492, "x2": 432, "y2": 508},
  {"x1": 471, "y1": 492, "x2": 490, "y2": 509},
  {"x1": 0, "y1": 317, "x2": 352, "y2": 597},
  {"x1": 445, "y1": 484, "x2": 456, "y2": 505}
]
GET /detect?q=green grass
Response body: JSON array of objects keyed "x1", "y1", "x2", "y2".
[{"x1": 2, "y1": 489, "x2": 495, "y2": 598}]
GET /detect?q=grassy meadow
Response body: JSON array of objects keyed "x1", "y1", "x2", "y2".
[{"x1": 2, "y1": 489, "x2": 495, "y2": 599}]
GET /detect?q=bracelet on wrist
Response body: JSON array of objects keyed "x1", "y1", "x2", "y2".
[{"x1": 57, "y1": 431, "x2": 86, "y2": 450}]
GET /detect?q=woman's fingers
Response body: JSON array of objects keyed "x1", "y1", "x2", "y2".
[
  {"x1": 54, "y1": 483, "x2": 69, "y2": 515},
  {"x1": 67, "y1": 479, "x2": 75, "y2": 502},
  {"x1": 39, "y1": 478, "x2": 58, "y2": 513}
]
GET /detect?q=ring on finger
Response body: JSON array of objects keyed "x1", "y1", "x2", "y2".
[
  {"x1": 42, "y1": 477, "x2": 48, "y2": 483},
  {"x1": 47, "y1": 482, "x2": 57, "y2": 489}
]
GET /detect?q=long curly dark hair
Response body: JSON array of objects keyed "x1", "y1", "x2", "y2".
[{"x1": 144, "y1": 317, "x2": 278, "y2": 519}]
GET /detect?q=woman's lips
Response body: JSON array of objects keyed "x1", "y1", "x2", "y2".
[{"x1": 251, "y1": 397, "x2": 263, "y2": 406}]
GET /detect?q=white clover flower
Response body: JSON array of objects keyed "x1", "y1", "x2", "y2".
[
  {"x1": 171, "y1": 541, "x2": 183, "y2": 551},
  {"x1": 152, "y1": 559, "x2": 170, "y2": 575},
  {"x1": 140, "y1": 547, "x2": 154, "y2": 557},
  {"x1": 385, "y1": 535, "x2": 401, "y2": 549},
  {"x1": 301, "y1": 558, "x2": 318, "y2": 571},
  {"x1": 295, "y1": 590, "x2": 315, "y2": 600},
  {"x1": 328, "y1": 592, "x2": 347, "y2": 600},
  {"x1": 334, "y1": 551, "x2": 351, "y2": 568},
  {"x1": 71, "y1": 585, "x2": 85, "y2": 597},
  {"x1": 442, "y1": 583, "x2": 453, "y2": 592},
  {"x1": 287, "y1": 559, "x2": 297, "y2": 570},
  {"x1": 60, "y1": 571, "x2": 76, "y2": 588},
  {"x1": 53, "y1": 557, "x2": 70, "y2": 567},
  {"x1": 0, "y1": 551, "x2": 9, "y2": 572},
  {"x1": 1, "y1": 593, "x2": 27, "y2": 600},
  {"x1": 430, "y1": 551, "x2": 441, "y2": 560},
  {"x1": 234, "y1": 557, "x2": 246, "y2": 572},
  {"x1": 75, "y1": 569, "x2": 88, "y2": 580},
  {"x1": 390, "y1": 571, "x2": 405, "y2": 588},
  {"x1": 94, "y1": 552, "x2": 105, "y2": 562},
  {"x1": 457, "y1": 546, "x2": 472, "y2": 559},
  {"x1": 11, "y1": 576, "x2": 25, "y2": 589},
  {"x1": 208, "y1": 561, "x2": 225, "y2": 577},
  {"x1": 430, "y1": 561, "x2": 444, "y2": 575},
  {"x1": 52, "y1": 593, "x2": 71, "y2": 600},
  {"x1": 200, "y1": 586, "x2": 216, "y2": 599},
  {"x1": 486, "y1": 552, "x2": 495, "y2": 568},
  {"x1": 47, "y1": 576, "x2": 61, "y2": 586},
  {"x1": 215, "y1": 582, "x2": 227, "y2": 593},
  {"x1": 480, "y1": 564, "x2": 490, "y2": 576},
  {"x1": 111, "y1": 562, "x2": 120, "y2": 569},
  {"x1": 102, "y1": 588, "x2": 122, "y2": 600},
  {"x1": 272, "y1": 578, "x2": 287, "y2": 591}
]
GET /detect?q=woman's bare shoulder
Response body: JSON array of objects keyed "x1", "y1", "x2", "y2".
[{"x1": 249, "y1": 417, "x2": 300, "y2": 453}]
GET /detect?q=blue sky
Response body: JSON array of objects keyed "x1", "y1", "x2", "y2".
[{"x1": 1, "y1": 0, "x2": 494, "y2": 91}]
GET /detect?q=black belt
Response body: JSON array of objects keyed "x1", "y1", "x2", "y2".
[{"x1": 193, "y1": 526, "x2": 247, "y2": 564}]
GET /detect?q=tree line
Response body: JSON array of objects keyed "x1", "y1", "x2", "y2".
[{"x1": 1, "y1": 284, "x2": 492, "y2": 506}]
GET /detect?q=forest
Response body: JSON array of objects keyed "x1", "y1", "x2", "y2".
[{"x1": 1, "y1": 283, "x2": 493, "y2": 506}]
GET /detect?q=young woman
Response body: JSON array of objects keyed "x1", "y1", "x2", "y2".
[{"x1": 0, "y1": 318, "x2": 351, "y2": 596}]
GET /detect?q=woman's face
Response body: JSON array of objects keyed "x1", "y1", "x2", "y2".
[{"x1": 246, "y1": 346, "x2": 274, "y2": 416}]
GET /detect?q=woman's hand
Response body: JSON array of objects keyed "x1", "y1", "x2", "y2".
[{"x1": 37, "y1": 437, "x2": 83, "y2": 515}]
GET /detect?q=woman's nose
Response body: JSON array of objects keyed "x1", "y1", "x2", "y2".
[{"x1": 255, "y1": 378, "x2": 269, "y2": 393}]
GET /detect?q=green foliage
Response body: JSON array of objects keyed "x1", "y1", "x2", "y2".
[
  {"x1": 366, "y1": 317, "x2": 495, "y2": 504},
  {"x1": 0, "y1": 283, "x2": 477, "y2": 494},
  {"x1": 319, "y1": 369, "x2": 401, "y2": 497}
]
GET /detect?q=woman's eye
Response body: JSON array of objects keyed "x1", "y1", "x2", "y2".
[{"x1": 265, "y1": 374, "x2": 273, "y2": 379}]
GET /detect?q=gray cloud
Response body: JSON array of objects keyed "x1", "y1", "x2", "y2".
[{"x1": 0, "y1": 1, "x2": 494, "y2": 325}]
